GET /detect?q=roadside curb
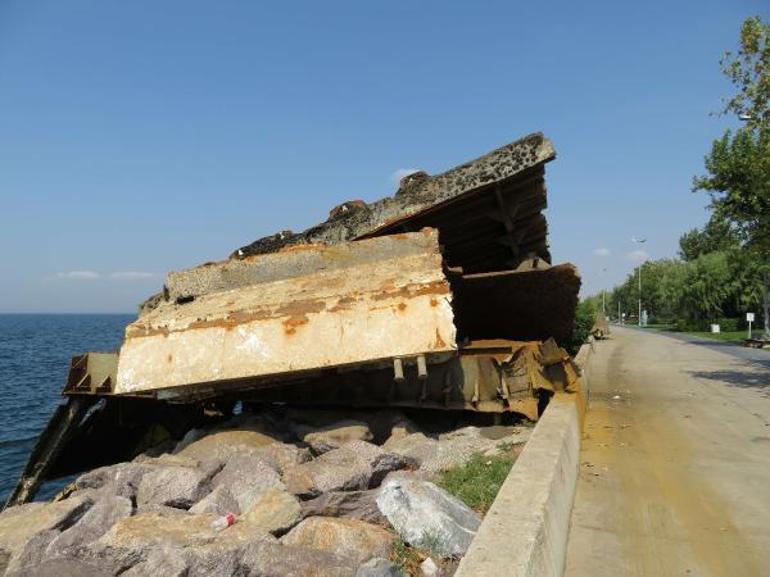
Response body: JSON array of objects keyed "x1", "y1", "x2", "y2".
[{"x1": 454, "y1": 341, "x2": 594, "y2": 577}]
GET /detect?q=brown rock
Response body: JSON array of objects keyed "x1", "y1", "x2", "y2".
[
  {"x1": 299, "y1": 490, "x2": 388, "y2": 526},
  {"x1": 241, "y1": 487, "x2": 302, "y2": 534},
  {"x1": 295, "y1": 420, "x2": 374, "y2": 454},
  {"x1": 281, "y1": 517, "x2": 394, "y2": 564},
  {"x1": 240, "y1": 539, "x2": 357, "y2": 577},
  {"x1": 175, "y1": 429, "x2": 282, "y2": 461}
]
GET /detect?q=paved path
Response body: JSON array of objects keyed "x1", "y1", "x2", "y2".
[{"x1": 565, "y1": 327, "x2": 770, "y2": 577}]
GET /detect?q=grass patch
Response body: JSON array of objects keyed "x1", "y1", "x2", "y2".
[
  {"x1": 437, "y1": 453, "x2": 515, "y2": 515},
  {"x1": 390, "y1": 536, "x2": 423, "y2": 575},
  {"x1": 684, "y1": 330, "x2": 748, "y2": 344}
]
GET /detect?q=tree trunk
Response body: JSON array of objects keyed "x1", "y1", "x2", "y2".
[{"x1": 764, "y1": 271, "x2": 770, "y2": 339}]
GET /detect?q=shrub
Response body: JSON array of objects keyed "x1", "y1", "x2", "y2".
[{"x1": 436, "y1": 453, "x2": 514, "y2": 514}]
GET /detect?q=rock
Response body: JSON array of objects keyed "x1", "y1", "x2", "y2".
[
  {"x1": 256, "y1": 442, "x2": 313, "y2": 473},
  {"x1": 121, "y1": 547, "x2": 188, "y2": 577},
  {"x1": 299, "y1": 490, "x2": 388, "y2": 526},
  {"x1": 240, "y1": 539, "x2": 358, "y2": 577},
  {"x1": 284, "y1": 442, "x2": 410, "y2": 498},
  {"x1": 386, "y1": 428, "x2": 516, "y2": 476},
  {"x1": 136, "y1": 461, "x2": 220, "y2": 509},
  {"x1": 138, "y1": 504, "x2": 191, "y2": 517},
  {"x1": 420, "y1": 557, "x2": 439, "y2": 577},
  {"x1": 241, "y1": 487, "x2": 302, "y2": 534},
  {"x1": 9, "y1": 556, "x2": 114, "y2": 577},
  {"x1": 295, "y1": 420, "x2": 374, "y2": 454},
  {"x1": 0, "y1": 494, "x2": 93, "y2": 558},
  {"x1": 376, "y1": 478, "x2": 481, "y2": 557},
  {"x1": 48, "y1": 494, "x2": 133, "y2": 553},
  {"x1": 211, "y1": 452, "x2": 284, "y2": 512},
  {"x1": 175, "y1": 429, "x2": 282, "y2": 461},
  {"x1": 356, "y1": 557, "x2": 406, "y2": 577},
  {"x1": 73, "y1": 462, "x2": 153, "y2": 499},
  {"x1": 383, "y1": 417, "x2": 421, "y2": 446},
  {"x1": 189, "y1": 485, "x2": 240, "y2": 515},
  {"x1": 281, "y1": 517, "x2": 393, "y2": 565}
]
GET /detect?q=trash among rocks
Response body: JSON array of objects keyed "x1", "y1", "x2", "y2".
[{"x1": 211, "y1": 512, "x2": 237, "y2": 532}]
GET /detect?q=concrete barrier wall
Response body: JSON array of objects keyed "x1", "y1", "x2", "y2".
[{"x1": 454, "y1": 341, "x2": 594, "y2": 577}]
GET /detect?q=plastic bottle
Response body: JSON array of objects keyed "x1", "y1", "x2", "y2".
[{"x1": 211, "y1": 512, "x2": 237, "y2": 532}]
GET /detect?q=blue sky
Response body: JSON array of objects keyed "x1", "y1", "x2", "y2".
[{"x1": 0, "y1": 0, "x2": 766, "y2": 313}]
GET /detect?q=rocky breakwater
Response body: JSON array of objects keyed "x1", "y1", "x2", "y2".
[{"x1": 0, "y1": 410, "x2": 530, "y2": 577}]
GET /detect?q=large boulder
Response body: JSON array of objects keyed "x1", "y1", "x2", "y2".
[
  {"x1": 47, "y1": 494, "x2": 133, "y2": 553},
  {"x1": 294, "y1": 420, "x2": 374, "y2": 454},
  {"x1": 241, "y1": 487, "x2": 302, "y2": 534},
  {"x1": 73, "y1": 462, "x2": 154, "y2": 499},
  {"x1": 136, "y1": 461, "x2": 220, "y2": 509},
  {"x1": 211, "y1": 452, "x2": 284, "y2": 512},
  {"x1": 283, "y1": 441, "x2": 408, "y2": 498},
  {"x1": 0, "y1": 494, "x2": 93, "y2": 565},
  {"x1": 175, "y1": 429, "x2": 283, "y2": 461},
  {"x1": 376, "y1": 478, "x2": 481, "y2": 557},
  {"x1": 386, "y1": 427, "x2": 523, "y2": 476},
  {"x1": 281, "y1": 517, "x2": 393, "y2": 565},
  {"x1": 189, "y1": 485, "x2": 240, "y2": 516},
  {"x1": 240, "y1": 539, "x2": 358, "y2": 577},
  {"x1": 299, "y1": 490, "x2": 388, "y2": 526},
  {"x1": 256, "y1": 442, "x2": 313, "y2": 474}
]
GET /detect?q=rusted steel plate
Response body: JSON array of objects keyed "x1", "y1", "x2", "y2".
[
  {"x1": 115, "y1": 230, "x2": 456, "y2": 395},
  {"x1": 451, "y1": 261, "x2": 581, "y2": 343}
]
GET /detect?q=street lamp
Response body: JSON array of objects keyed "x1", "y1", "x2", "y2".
[{"x1": 632, "y1": 237, "x2": 647, "y2": 327}]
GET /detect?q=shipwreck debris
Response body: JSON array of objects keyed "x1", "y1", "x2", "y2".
[{"x1": 6, "y1": 132, "x2": 583, "y2": 508}]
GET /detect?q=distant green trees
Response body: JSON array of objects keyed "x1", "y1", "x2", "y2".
[{"x1": 600, "y1": 16, "x2": 769, "y2": 334}]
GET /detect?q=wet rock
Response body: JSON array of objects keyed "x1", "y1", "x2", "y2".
[
  {"x1": 211, "y1": 452, "x2": 284, "y2": 512},
  {"x1": 295, "y1": 420, "x2": 374, "y2": 454},
  {"x1": 0, "y1": 494, "x2": 93, "y2": 559},
  {"x1": 299, "y1": 490, "x2": 388, "y2": 525},
  {"x1": 376, "y1": 478, "x2": 480, "y2": 557},
  {"x1": 241, "y1": 487, "x2": 302, "y2": 534},
  {"x1": 73, "y1": 462, "x2": 153, "y2": 499},
  {"x1": 283, "y1": 441, "x2": 407, "y2": 498},
  {"x1": 240, "y1": 539, "x2": 357, "y2": 577},
  {"x1": 281, "y1": 517, "x2": 394, "y2": 565},
  {"x1": 175, "y1": 429, "x2": 283, "y2": 461},
  {"x1": 136, "y1": 461, "x2": 220, "y2": 509},
  {"x1": 189, "y1": 485, "x2": 240, "y2": 515},
  {"x1": 356, "y1": 557, "x2": 406, "y2": 577}
]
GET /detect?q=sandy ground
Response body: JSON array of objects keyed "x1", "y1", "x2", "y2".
[{"x1": 565, "y1": 327, "x2": 770, "y2": 577}]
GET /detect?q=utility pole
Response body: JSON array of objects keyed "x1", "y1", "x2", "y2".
[{"x1": 632, "y1": 237, "x2": 647, "y2": 327}]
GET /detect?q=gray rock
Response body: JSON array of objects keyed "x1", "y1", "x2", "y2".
[
  {"x1": 420, "y1": 557, "x2": 439, "y2": 577},
  {"x1": 121, "y1": 546, "x2": 188, "y2": 577},
  {"x1": 240, "y1": 539, "x2": 358, "y2": 577},
  {"x1": 281, "y1": 517, "x2": 393, "y2": 565},
  {"x1": 49, "y1": 494, "x2": 133, "y2": 553},
  {"x1": 300, "y1": 490, "x2": 388, "y2": 525},
  {"x1": 284, "y1": 442, "x2": 410, "y2": 498},
  {"x1": 294, "y1": 420, "x2": 374, "y2": 454},
  {"x1": 74, "y1": 462, "x2": 153, "y2": 499},
  {"x1": 136, "y1": 462, "x2": 217, "y2": 509},
  {"x1": 376, "y1": 478, "x2": 481, "y2": 557},
  {"x1": 211, "y1": 452, "x2": 284, "y2": 512},
  {"x1": 356, "y1": 557, "x2": 406, "y2": 577},
  {"x1": 189, "y1": 484, "x2": 240, "y2": 515},
  {"x1": 0, "y1": 494, "x2": 93, "y2": 561}
]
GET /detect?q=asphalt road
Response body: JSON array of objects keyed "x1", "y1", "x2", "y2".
[{"x1": 565, "y1": 326, "x2": 770, "y2": 577}]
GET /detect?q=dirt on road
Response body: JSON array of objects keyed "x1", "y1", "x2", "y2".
[{"x1": 566, "y1": 327, "x2": 770, "y2": 577}]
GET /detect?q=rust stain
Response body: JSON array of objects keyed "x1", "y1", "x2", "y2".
[
  {"x1": 328, "y1": 295, "x2": 360, "y2": 313},
  {"x1": 282, "y1": 314, "x2": 309, "y2": 335},
  {"x1": 166, "y1": 354, "x2": 173, "y2": 363},
  {"x1": 430, "y1": 297, "x2": 438, "y2": 307},
  {"x1": 397, "y1": 302, "x2": 407, "y2": 312},
  {"x1": 434, "y1": 328, "x2": 447, "y2": 348},
  {"x1": 370, "y1": 280, "x2": 450, "y2": 302}
]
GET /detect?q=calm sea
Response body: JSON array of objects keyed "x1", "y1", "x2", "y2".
[{"x1": 0, "y1": 314, "x2": 134, "y2": 503}]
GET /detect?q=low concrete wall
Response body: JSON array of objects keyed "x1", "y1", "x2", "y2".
[{"x1": 454, "y1": 342, "x2": 594, "y2": 577}]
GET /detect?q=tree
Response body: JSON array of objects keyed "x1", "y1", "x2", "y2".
[
  {"x1": 694, "y1": 16, "x2": 770, "y2": 337},
  {"x1": 678, "y1": 215, "x2": 740, "y2": 261}
]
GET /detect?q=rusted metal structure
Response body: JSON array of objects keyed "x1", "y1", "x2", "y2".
[{"x1": 5, "y1": 132, "x2": 583, "y2": 508}]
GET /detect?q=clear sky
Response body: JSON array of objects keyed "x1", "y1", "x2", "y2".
[{"x1": 1, "y1": 0, "x2": 767, "y2": 313}]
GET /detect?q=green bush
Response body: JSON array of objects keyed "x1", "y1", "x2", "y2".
[
  {"x1": 437, "y1": 453, "x2": 514, "y2": 514},
  {"x1": 563, "y1": 300, "x2": 596, "y2": 355}
]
